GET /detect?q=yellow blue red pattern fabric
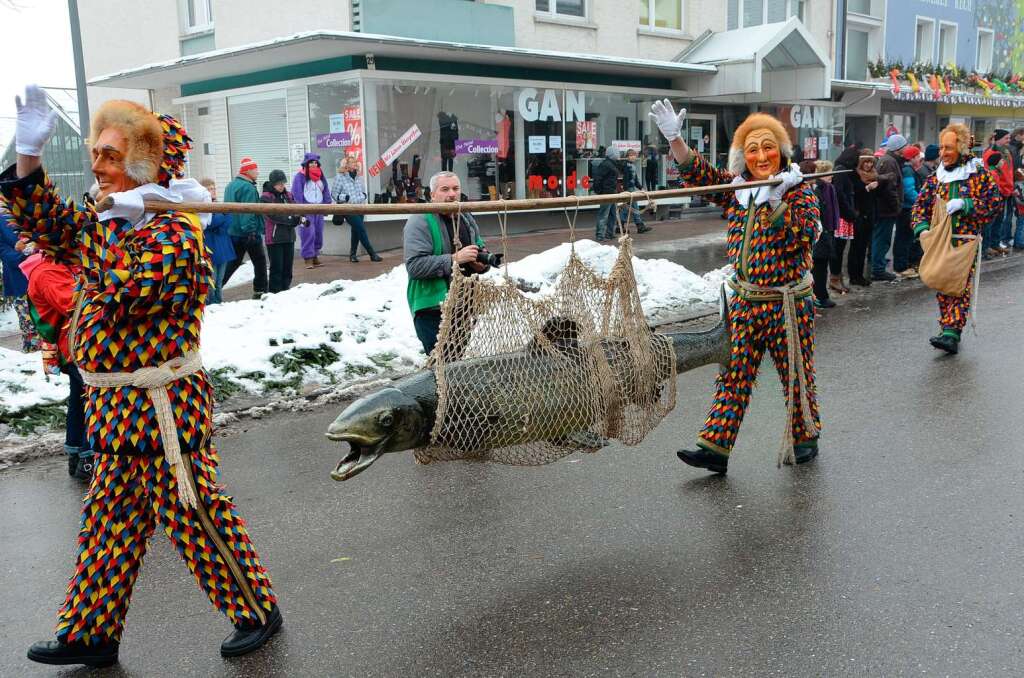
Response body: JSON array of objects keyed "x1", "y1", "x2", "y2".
[
  {"x1": 911, "y1": 163, "x2": 1000, "y2": 332},
  {"x1": 678, "y1": 152, "x2": 821, "y2": 454},
  {"x1": 0, "y1": 167, "x2": 213, "y2": 456},
  {"x1": 56, "y1": 447, "x2": 276, "y2": 645}
]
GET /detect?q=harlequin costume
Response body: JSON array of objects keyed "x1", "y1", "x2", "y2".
[
  {"x1": 2, "y1": 92, "x2": 281, "y2": 668},
  {"x1": 910, "y1": 123, "x2": 1001, "y2": 354},
  {"x1": 649, "y1": 104, "x2": 821, "y2": 473}
]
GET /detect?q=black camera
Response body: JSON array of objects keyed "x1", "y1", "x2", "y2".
[{"x1": 476, "y1": 249, "x2": 504, "y2": 267}]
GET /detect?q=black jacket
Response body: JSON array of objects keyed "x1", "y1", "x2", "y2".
[
  {"x1": 591, "y1": 157, "x2": 621, "y2": 195},
  {"x1": 261, "y1": 189, "x2": 300, "y2": 244},
  {"x1": 831, "y1": 148, "x2": 860, "y2": 222},
  {"x1": 874, "y1": 150, "x2": 904, "y2": 218}
]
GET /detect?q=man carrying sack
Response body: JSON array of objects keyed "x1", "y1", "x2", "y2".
[
  {"x1": 2, "y1": 86, "x2": 281, "y2": 669},
  {"x1": 911, "y1": 123, "x2": 1001, "y2": 355}
]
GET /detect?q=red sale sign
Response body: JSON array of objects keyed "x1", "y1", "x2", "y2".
[{"x1": 343, "y1": 105, "x2": 363, "y2": 165}]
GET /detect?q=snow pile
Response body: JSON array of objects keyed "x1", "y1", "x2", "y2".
[
  {"x1": 1, "y1": 240, "x2": 728, "y2": 417},
  {"x1": 0, "y1": 307, "x2": 17, "y2": 336},
  {"x1": 0, "y1": 349, "x2": 69, "y2": 412}
]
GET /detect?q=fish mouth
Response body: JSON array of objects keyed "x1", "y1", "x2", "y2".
[{"x1": 329, "y1": 434, "x2": 391, "y2": 481}]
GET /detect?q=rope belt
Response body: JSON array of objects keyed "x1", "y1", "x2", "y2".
[
  {"x1": 728, "y1": 275, "x2": 817, "y2": 466},
  {"x1": 78, "y1": 351, "x2": 204, "y2": 509}
]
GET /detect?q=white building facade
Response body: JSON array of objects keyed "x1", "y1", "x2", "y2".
[{"x1": 80, "y1": 0, "x2": 837, "y2": 248}]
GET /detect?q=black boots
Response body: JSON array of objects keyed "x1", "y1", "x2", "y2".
[
  {"x1": 785, "y1": 441, "x2": 819, "y2": 465},
  {"x1": 27, "y1": 639, "x2": 119, "y2": 668},
  {"x1": 370, "y1": 254, "x2": 383, "y2": 262},
  {"x1": 676, "y1": 447, "x2": 729, "y2": 474},
  {"x1": 929, "y1": 330, "x2": 960, "y2": 354},
  {"x1": 221, "y1": 605, "x2": 283, "y2": 658}
]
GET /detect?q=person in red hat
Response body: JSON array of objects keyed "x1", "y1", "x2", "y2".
[
  {"x1": 2, "y1": 86, "x2": 281, "y2": 668},
  {"x1": 222, "y1": 156, "x2": 269, "y2": 297}
]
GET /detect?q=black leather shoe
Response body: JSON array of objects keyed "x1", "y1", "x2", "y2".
[
  {"x1": 221, "y1": 605, "x2": 283, "y2": 658},
  {"x1": 676, "y1": 448, "x2": 729, "y2": 474},
  {"x1": 790, "y1": 443, "x2": 819, "y2": 465},
  {"x1": 929, "y1": 333, "x2": 959, "y2": 354},
  {"x1": 27, "y1": 639, "x2": 119, "y2": 668},
  {"x1": 370, "y1": 254, "x2": 383, "y2": 262},
  {"x1": 349, "y1": 255, "x2": 360, "y2": 263},
  {"x1": 849, "y1": 276, "x2": 871, "y2": 287}
]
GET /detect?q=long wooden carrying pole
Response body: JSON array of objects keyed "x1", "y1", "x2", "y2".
[{"x1": 95, "y1": 171, "x2": 849, "y2": 216}]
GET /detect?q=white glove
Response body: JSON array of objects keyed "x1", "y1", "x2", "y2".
[
  {"x1": 15, "y1": 84, "x2": 58, "y2": 157},
  {"x1": 946, "y1": 198, "x2": 965, "y2": 214},
  {"x1": 648, "y1": 99, "x2": 687, "y2": 142},
  {"x1": 100, "y1": 189, "x2": 146, "y2": 224},
  {"x1": 767, "y1": 165, "x2": 804, "y2": 207}
]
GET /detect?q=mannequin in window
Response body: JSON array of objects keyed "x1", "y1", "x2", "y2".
[{"x1": 438, "y1": 111, "x2": 459, "y2": 172}]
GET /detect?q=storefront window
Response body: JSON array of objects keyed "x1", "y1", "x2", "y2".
[
  {"x1": 883, "y1": 114, "x2": 918, "y2": 145},
  {"x1": 308, "y1": 79, "x2": 362, "y2": 182},
  {"x1": 762, "y1": 103, "x2": 845, "y2": 163}
]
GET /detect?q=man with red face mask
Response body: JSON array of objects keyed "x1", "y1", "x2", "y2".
[
  {"x1": 2, "y1": 86, "x2": 281, "y2": 668},
  {"x1": 649, "y1": 100, "x2": 821, "y2": 473}
]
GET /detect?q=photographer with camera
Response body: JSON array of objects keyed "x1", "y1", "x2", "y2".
[{"x1": 404, "y1": 171, "x2": 497, "y2": 355}]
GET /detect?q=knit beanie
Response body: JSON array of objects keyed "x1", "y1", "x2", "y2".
[{"x1": 239, "y1": 157, "x2": 258, "y2": 175}]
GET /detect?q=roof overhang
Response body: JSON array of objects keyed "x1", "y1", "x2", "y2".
[
  {"x1": 676, "y1": 18, "x2": 830, "y2": 102},
  {"x1": 89, "y1": 30, "x2": 716, "y2": 93}
]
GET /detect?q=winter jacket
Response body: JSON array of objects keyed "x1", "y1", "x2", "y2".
[
  {"x1": 292, "y1": 167, "x2": 332, "y2": 207},
  {"x1": 0, "y1": 216, "x2": 28, "y2": 298},
  {"x1": 901, "y1": 164, "x2": 922, "y2": 209},
  {"x1": 874, "y1": 150, "x2": 904, "y2": 217},
  {"x1": 261, "y1": 189, "x2": 301, "y2": 244},
  {"x1": 622, "y1": 162, "x2": 642, "y2": 191},
  {"x1": 982, "y1": 148, "x2": 1014, "y2": 197},
  {"x1": 591, "y1": 158, "x2": 621, "y2": 195},
  {"x1": 331, "y1": 171, "x2": 367, "y2": 205},
  {"x1": 831, "y1": 149, "x2": 860, "y2": 222},
  {"x1": 404, "y1": 212, "x2": 486, "y2": 314},
  {"x1": 203, "y1": 212, "x2": 235, "y2": 266},
  {"x1": 224, "y1": 176, "x2": 262, "y2": 237},
  {"x1": 25, "y1": 257, "x2": 75, "y2": 359}
]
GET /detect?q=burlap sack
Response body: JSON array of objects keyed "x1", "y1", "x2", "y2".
[{"x1": 918, "y1": 195, "x2": 977, "y2": 296}]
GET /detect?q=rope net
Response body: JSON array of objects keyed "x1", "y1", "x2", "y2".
[{"x1": 414, "y1": 205, "x2": 676, "y2": 467}]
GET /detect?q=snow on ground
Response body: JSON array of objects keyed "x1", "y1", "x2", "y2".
[
  {"x1": 0, "y1": 307, "x2": 17, "y2": 336},
  {"x1": 0, "y1": 349, "x2": 68, "y2": 413},
  {"x1": 0, "y1": 240, "x2": 728, "y2": 417},
  {"x1": 223, "y1": 260, "x2": 255, "y2": 289}
]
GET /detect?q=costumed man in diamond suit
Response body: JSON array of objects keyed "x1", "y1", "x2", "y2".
[
  {"x1": 649, "y1": 100, "x2": 822, "y2": 474},
  {"x1": 911, "y1": 122, "x2": 1000, "y2": 355},
  {"x1": 3, "y1": 86, "x2": 281, "y2": 669}
]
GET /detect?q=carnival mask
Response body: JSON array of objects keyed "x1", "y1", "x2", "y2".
[
  {"x1": 91, "y1": 127, "x2": 137, "y2": 201},
  {"x1": 939, "y1": 130, "x2": 960, "y2": 168},
  {"x1": 743, "y1": 129, "x2": 782, "y2": 181}
]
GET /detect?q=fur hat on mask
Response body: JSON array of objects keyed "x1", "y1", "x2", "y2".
[
  {"x1": 90, "y1": 100, "x2": 192, "y2": 188},
  {"x1": 728, "y1": 112, "x2": 793, "y2": 176}
]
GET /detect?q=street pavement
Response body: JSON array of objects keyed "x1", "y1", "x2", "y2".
[{"x1": 2, "y1": 260, "x2": 1024, "y2": 677}]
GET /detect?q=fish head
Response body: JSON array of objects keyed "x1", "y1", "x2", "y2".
[{"x1": 326, "y1": 387, "x2": 428, "y2": 481}]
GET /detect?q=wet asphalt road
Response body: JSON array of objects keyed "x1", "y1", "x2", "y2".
[{"x1": 2, "y1": 261, "x2": 1024, "y2": 677}]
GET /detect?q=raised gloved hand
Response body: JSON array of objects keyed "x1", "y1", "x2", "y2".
[
  {"x1": 15, "y1": 84, "x2": 58, "y2": 157},
  {"x1": 767, "y1": 165, "x2": 804, "y2": 207},
  {"x1": 946, "y1": 198, "x2": 965, "y2": 214},
  {"x1": 648, "y1": 99, "x2": 687, "y2": 142}
]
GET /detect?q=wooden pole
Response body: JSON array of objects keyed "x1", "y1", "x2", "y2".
[{"x1": 95, "y1": 171, "x2": 850, "y2": 216}]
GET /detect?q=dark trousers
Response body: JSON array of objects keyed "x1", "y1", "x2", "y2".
[
  {"x1": 893, "y1": 210, "x2": 916, "y2": 272},
  {"x1": 267, "y1": 242, "x2": 295, "y2": 293},
  {"x1": 847, "y1": 214, "x2": 873, "y2": 281},
  {"x1": 645, "y1": 170, "x2": 658, "y2": 192},
  {"x1": 414, "y1": 309, "x2": 442, "y2": 355},
  {"x1": 812, "y1": 257, "x2": 830, "y2": 301},
  {"x1": 340, "y1": 214, "x2": 378, "y2": 257},
  {"x1": 222, "y1": 233, "x2": 268, "y2": 294},
  {"x1": 830, "y1": 238, "x2": 846, "y2": 277},
  {"x1": 62, "y1": 363, "x2": 86, "y2": 450}
]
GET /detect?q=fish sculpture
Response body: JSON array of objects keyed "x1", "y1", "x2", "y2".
[{"x1": 327, "y1": 286, "x2": 731, "y2": 481}]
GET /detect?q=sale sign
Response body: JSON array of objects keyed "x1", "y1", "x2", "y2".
[
  {"x1": 343, "y1": 105, "x2": 364, "y2": 165},
  {"x1": 368, "y1": 124, "x2": 422, "y2": 177}
]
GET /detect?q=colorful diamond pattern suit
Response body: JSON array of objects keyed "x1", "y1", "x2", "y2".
[
  {"x1": 911, "y1": 164, "x2": 1000, "y2": 332},
  {"x1": 0, "y1": 168, "x2": 275, "y2": 646},
  {"x1": 679, "y1": 153, "x2": 821, "y2": 454}
]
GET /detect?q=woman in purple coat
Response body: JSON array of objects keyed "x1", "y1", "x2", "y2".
[{"x1": 292, "y1": 152, "x2": 332, "y2": 268}]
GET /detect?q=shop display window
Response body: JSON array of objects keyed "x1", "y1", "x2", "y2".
[
  {"x1": 762, "y1": 103, "x2": 845, "y2": 163},
  {"x1": 307, "y1": 79, "x2": 362, "y2": 185}
]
